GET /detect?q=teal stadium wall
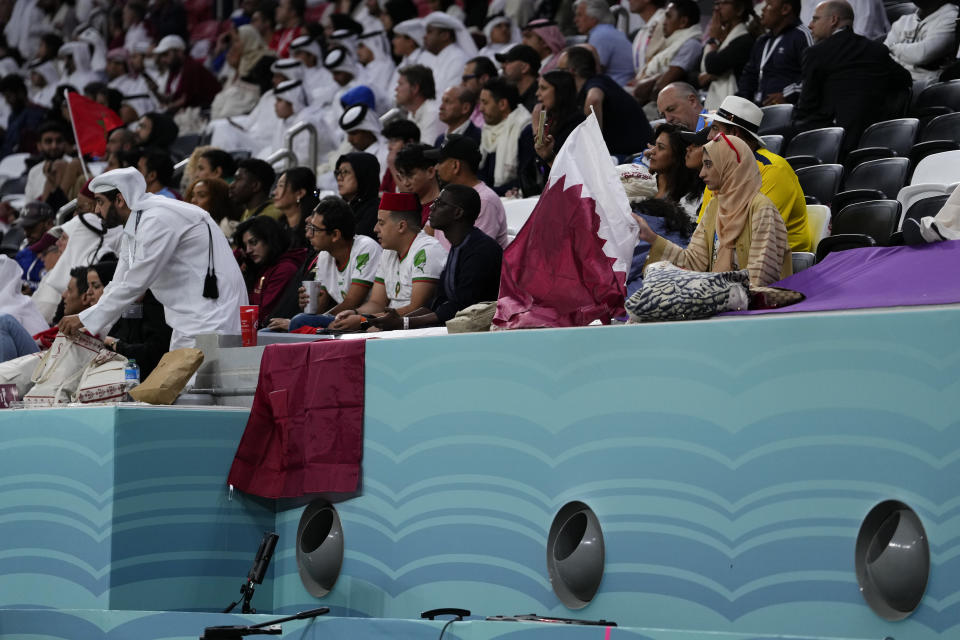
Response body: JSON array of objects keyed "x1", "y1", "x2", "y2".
[{"x1": 0, "y1": 305, "x2": 957, "y2": 640}]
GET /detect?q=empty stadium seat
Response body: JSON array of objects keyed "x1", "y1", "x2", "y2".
[
  {"x1": 909, "y1": 140, "x2": 960, "y2": 173},
  {"x1": 920, "y1": 112, "x2": 960, "y2": 143},
  {"x1": 759, "y1": 104, "x2": 794, "y2": 138},
  {"x1": 832, "y1": 157, "x2": 910, "y2": 213},
  {"x1": 805, "y1": 204, "x2": 831, "y2": 249},
  {"x1": 760, "y1": 135, "x2": 783, "y2": 155},
  {"x1": 0, "y1": 153, "x2": 29, "y2": 181},
  {"x1": 785, "y1": 127, "x2": 844, "y2": 166},
  {"x1": 916, "y1": 79, "x2": 960, "y2": 112},
  {"x1": 502, "y1": 197, "x2": 538, "y2": 236},
  {"x1": 816, "y1": 234, "x2": 877, "y2": 262},
  {"x1": 832, "y1": 199, "x2": 901, "y2": 245},
  {"x1": 902, "y1": 194, "x2": 950, "y2": 227},
  {"x1": 912, "y1": 150, "x2": 960, "y2": 184},
  {"x1": 896, "y1": 182, "x2": 959, "y2": 219},
  {"x1": 796, "y1": 164, "x2": 843, "y2": 205},
  {"x1": 845, "y1": 118, "x2": 918, "y2": 170}
]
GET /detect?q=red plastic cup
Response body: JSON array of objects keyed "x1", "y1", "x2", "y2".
[{"x1": 240, "y1": 305, "x2": 259, "y2": 347}]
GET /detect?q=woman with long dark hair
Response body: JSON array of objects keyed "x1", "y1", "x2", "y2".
[
  {"x1": 519, "y1": 69, "x2": 586, "y2": 196},
  {"x1": 271, "y1": 166, "x2": 316, "y2": 250},
  {"x1": 335, "y1": 152, "x2": 381, "y2": 240},
  {"x1": 647, "y1": 122, "x2": 704, "y2": 218},
  {"x1": 234, "y1": 215, "x2": 308, "y2": 323},
  {"x1": 186, "y1": 177, "x2": 242, "y2": 240}
]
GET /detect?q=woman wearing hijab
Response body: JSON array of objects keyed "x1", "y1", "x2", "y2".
[
  {"x1": 335, "y1": 152, "x2": 381, "y2": 241},
  {"x1": 210, "y1": 25, "x2": 277, "y2": 120},
  {"x1": 634, "y1": 133, "x2": 790, "y2": 287}
]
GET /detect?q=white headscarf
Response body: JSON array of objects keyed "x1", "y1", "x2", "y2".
[
  {"x1": 0, "y1": 255, "x2": 48, "y2": 335},
  {"x1": 271, "y1": 58, "x2": 305, "y2": 82},
  {"x1": 275, "y1": 79, "x2": 309, "y2": 113},
  {"x1": 31, "y1": 212, "x2": 123, "y2": 323},
  {"x1": 76, "y1": 27, "x2": 107, "y2": 72},
  {"x1": 393, "y1": 18, "x2": 426, "y2": 48},
  {"x1": 424, "y1": 11, "x2": 479, "y2": 57}
]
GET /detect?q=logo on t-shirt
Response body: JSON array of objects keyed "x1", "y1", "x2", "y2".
[
  {"x1": 356, "y1": 252, "x2": 369, "y2": 271},
  {"x1": 413, "y1": 249, "x2": 427, "y2": 273}
]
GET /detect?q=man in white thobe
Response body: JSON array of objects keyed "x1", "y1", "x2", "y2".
[{"x1": 59, "y1": 168, "x2": 247, "y2": 349}]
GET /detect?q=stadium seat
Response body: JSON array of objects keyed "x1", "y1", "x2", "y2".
[
  {"x1": 502, "y1": 197, "x2": 538, "y2": 236},
  {"x1": 909, "y1": 140, "x2": 960, "y2": 174},
  {"x1": 806, "y1": 204, "x2": 831, "y2": 249},
  {"x1": 912, "y1": 150, "x2": 960, "y2": 184},
  {"x1": 896, "y1": 182, "x2": 958, "y2": 219},
  {"x1": 902, "y1": 194, "x2": 950, "y2": 227},
  {"x1": 796, "y1": 164, "x2": 843, "y2": 205},
  {"x1": 171, "y1": 134, "x2": 201, "y2": 161},
  {"x1": 816, "y1": 233, "x2": 877, "y2": 262},
  {"x1": 785, "y1": 127, "x2": 844, "y2": 166},
  {"x1": 0, "y1": 176, "x2": 26, "y2": 197},
  {"x1": 760, "y1": 135, "x2": 783, "y2": 155},
  {"x1": 916, "y1": 79, "x2": 960, "y2": 112},
  {"x1": 832, "y1": 157, "x2": 910, "y2": 213},
  {"x1": 759, "y1": 104, "x2": 794, "y2": 137},
  {"x1": 787, "y1": 156, "x2": 822, "y2": 171},
  {"x1": 921, "y1": 112, "x2": 960, "y2": 143},
  {"x1": 844, "y1": 118, "x2": 918, "y2": 170},
  {"x1": 792, "y1": 251, "x2": 816, "y2": 273},
  {"x1": 832, "y1": 199, "x2": 901, "y2": 245},
  {"x1": 0, "y1": 153, "x2": 29, "y2": 181}
]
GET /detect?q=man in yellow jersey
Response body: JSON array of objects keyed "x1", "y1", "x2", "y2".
[{"x1": 681, "y1": 96, "x2": 811, "y2": 252}]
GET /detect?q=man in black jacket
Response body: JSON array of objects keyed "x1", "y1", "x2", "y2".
[
  {"x1": 737, "y1": 0, "x2": 813, "y2": 106},
  {"x1": 370, "y1": 184, "x2": 502, "y2": 330},
  {"x1": 793, "y1": 0, "x2": 911, "y2": 151}
]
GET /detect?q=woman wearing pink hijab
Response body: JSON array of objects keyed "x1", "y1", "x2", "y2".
[{"x1": 634, "y1": 132, "x2": 791, "y2": 286}]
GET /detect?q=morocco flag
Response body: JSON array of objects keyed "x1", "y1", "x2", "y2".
[
  {"x1": 492, "y1": 112, "x2": 638, "y2": 328},
  {"x1": 66, "y1": 92, "x2": 124, "y2": 159}
]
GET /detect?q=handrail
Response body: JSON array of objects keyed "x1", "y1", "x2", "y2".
[
  {"x1": 174, "y1": 157, "x2": 190, "y2": 172},
  {"x1": 266, "y1": 149, "x2": 298, "y2": 170},
  {"x1": 284, "y1": 120, "x2": 318, "y2": 170}
]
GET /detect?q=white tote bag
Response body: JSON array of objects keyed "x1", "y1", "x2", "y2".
[
  {"x1": 74, "y1": 350, "x2": 129, "y2": 404},
  {"x1": 24, "y1": 332, "x2": 104, "y2": 406},
  {"x1": 0, "y1": 352, "x2": 45, "y2": 398}
]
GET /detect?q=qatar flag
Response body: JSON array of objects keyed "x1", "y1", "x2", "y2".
[{"x1": 493, "y1": 112, "x2": 638, "y2": 328}]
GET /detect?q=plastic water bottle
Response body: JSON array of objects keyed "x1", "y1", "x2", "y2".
[{"x1": 124, "y1": 359, "x2": 140, "y2": 398}]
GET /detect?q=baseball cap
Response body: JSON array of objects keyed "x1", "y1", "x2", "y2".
[
  {"x1": 14, "y1": 202, "x2": 55, "y2": 229},
  {"x1": 495, "y1": 44, "x2": 541, "y2": 73},
  {"x1": 153, "y1": 35, "x2": 186, "y2": 54},
  {"x1": 678, "y1": 126, "x2": 711, "y2": 147},
  {"x1": 423, "y1": 134, "x2": 481, "y2": 169}
]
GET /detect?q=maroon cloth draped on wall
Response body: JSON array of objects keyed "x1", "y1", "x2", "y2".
[{"x1": 227, "y1": 339, "x2": 365, "y2": 499}]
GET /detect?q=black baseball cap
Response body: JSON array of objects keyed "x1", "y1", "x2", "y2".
[
  {"x1": 678, "y1": 126, "x2": 711, "y2": 147},
  {"x1": 495, "y1": 44, "x2": 541, "y2": 73},
  {"x1": 424, "y1": 134, "x2": 482, "y2": 170}
]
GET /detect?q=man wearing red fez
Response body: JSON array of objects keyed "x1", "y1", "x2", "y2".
[{"x1": 330, "y1": 192, "x2": 448, "y2": 332}]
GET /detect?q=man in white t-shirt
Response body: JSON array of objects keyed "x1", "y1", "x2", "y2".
[
  {"x1": 267, "y1": 196, "x2": 383, "y2": 332},
  {"x1": 331, "y1": 192, "x2": 447, "y2": 332}
]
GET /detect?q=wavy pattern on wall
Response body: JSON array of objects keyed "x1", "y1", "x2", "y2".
[
  {"x1": 0, "y1": 406, "x2": 272, "y2": 612},
  {"x1": 272, "y1": 310, "x2": 960, "y2": 640}
]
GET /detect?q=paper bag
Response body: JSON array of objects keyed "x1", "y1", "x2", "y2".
[{"x1": 129, "y1": 348, "x2": 205, "y2": 405}]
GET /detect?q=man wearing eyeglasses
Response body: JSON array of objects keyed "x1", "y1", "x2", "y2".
[
  {"x1": 370, "y1": 184, "x2": 503, "y2": 331},
  {"x1": 268, "y1": 196, "x2": 383, "y2": 331}
]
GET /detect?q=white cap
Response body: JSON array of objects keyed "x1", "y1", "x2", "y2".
[{"x1": 153, "y1": 34, "x2": 186, "y2": 54}]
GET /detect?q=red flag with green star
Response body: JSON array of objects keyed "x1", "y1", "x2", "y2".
[{"x1": 66, "y1": 92, "x2": 124, "y2": 159}]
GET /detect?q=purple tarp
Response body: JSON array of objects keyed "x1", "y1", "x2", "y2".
[{"x1": 725, "y1": 240, "x2": 960, "y2": 315}]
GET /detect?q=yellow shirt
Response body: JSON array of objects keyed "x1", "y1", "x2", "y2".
[
  {"x1": 241, "y1": 202, "x2": 283, "y2": 221},
  {"x1": 699, "y1": 147, "x2": 811, "y2": 253}
]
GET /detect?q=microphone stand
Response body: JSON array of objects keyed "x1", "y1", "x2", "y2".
[
  {"x1": 224, "y1": 532, "x2": 279, "y2": 615},
  {"x1": 200, "y1": 607, "x2": 330, "y2": 639}
]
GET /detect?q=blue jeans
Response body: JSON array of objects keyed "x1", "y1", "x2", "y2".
[
  {"x1": 289, "y1": 313, "x2": 336, "y2": 331},
  {"x1": 0, "y1": 314, "x2": 40, "y2": 363}
]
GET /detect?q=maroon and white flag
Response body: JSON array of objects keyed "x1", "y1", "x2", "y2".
[{"x1": 493, "y1": 112, "x2": 638, "y2": 328}]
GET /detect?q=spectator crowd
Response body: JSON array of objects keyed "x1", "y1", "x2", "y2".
[{"x1": 2, "y1": 0, "x2": 960, "y2": 364}]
